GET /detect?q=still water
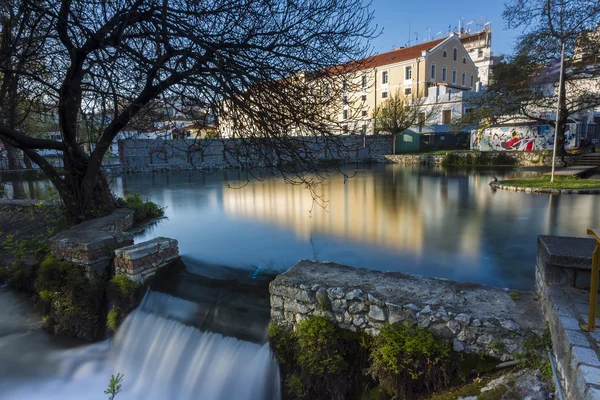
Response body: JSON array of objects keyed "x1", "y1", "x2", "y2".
[
  {"x1": 1, "y1": 164, "x2": 599, "y2": 399},
  {"x1": 3, "y1": 164, "x2": 599, "y2": 290}
]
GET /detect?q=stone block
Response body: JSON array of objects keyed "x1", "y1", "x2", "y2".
[
  {"x1": 576, "y1": 365, "x2": 600, "y2": 399},
  {"x1": 113, "y1": 237, "x2": 179, "y2": 282}
]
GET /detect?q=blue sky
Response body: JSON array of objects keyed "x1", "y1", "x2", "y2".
[{"x1": 368, "y1": 0, "x2": 521, "y2": 57}]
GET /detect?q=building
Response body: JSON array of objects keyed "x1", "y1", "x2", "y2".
[{"x1": 458, "y1": 28, "x2": 501, "y2": 86}]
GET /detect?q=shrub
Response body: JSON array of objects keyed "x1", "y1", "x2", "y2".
[
  {"x1": 123, "y1": 194, "x2": 164, "y2": 223},
  {"x1": 369, "y1": 324, "x2": 451, "y2": 399},
  {"x1": 295, "y1": 316, "x2": 347, "y2": 376},
  {"x1": 285, "y1": 374, "x2": 306, "y2": 400},
  {"x1": 107, "y1": 307, "x2": 120, "y2": 332},
  {"x1": 35, "y1": 255, "x2": 106, "y2": 340}
]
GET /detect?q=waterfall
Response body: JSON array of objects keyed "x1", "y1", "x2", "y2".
[{"x1": 0, "y1": 291, "x2": 280, "y2": 400}]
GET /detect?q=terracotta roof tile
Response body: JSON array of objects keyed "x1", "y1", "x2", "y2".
[{"x1": 357, "y1": 37, "x2": 447, "y2": 69}]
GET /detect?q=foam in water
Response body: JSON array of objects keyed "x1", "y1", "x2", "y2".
[{"x1": 0, "y1": 292, "x2": 280, "y2": 400}]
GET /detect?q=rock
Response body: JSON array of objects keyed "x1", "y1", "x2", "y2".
[
  {"x1": 368, "y1": 305, "x2": 387, "y2": 322},
  {"x1": 365, "y1": 327, "x2": 380, "y2": 336},
  {"x1": 327, "y1": 287, "x2": 345, "y2": 299},
  {"x1": 446, "y1": 320, "x2": 460, "y2": 334},
  {"x1": 501, "y1": 320, "x2": 520, "y2": 331},
  {"x1": 424, "y1": 299, "x2": 439, "y2": 305},
  {"x1": 344, "y1": 311, "x2": 353, "y2": 324},
  {"x1": 345, "y1": 289, "x2": 362, "y2": 300},
  {"x1": 368, "y1": 293, "x2": 384, "y2": 306},
  {"x1": 404, "y1": 303, "x2": 420, "y2": 311},
  {"x1": 429, "y1": 322, "x2": 455, "y2": 339},
  {"x1": 271, "y1": 295, "x2": 284, "y2": 309},
  {"x1": 388, "y1": 311, "x2": 403, "y2": 325},
  {"x1": 476, "y1": 333, "x2": 494, "y2": 345},
  {"x1": 480, "y1": 368, "x2": 551, "y2": 400},
  {"x1": 453, "y1": 339, "x2": 465, "y2": 352},
  {"x1": 455, "y1": 313, "x2": 472, "y2": 325},
  {"x1": 435, "y1": 306, "x2": 448, "y2": 318},
  {"x1": 284, "y1": 300, "x2": 314, "y2": 314},
  {"x1": 331, "y1": 299, "x2": 347, "y2": 313},
  {"x1": 471, "y1": 318, "x2": 481, "y2": 327},
  {"x1": 457, "y1": 329, "x2": 477, "y2": 344},
  {"x1": 353, "y1": 316, "x2": 367, "y2": 327},
  {"x1": 311, "y1": 284, "x2": 320, "y2": 291},
  {"x1": 420, "y1": 305, "x2": 433, "y2": 314},
  {"x1": 348, "y1": 301, "x2": 368, "y2": 314},
  {"x1": 417, "y1": 314, "x2": 432, "y2": 328}
]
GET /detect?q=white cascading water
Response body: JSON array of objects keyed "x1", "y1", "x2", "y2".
[{"x1": 0, "y1": 292, "x2": 280, "y2": 400}]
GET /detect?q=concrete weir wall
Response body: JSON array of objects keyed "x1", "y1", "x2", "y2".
[
  {"x1": 270, "y1": 260, "x2": 544, "y2": 361},
  {"x1": 118, "y1": 135, "x2": 393, "y2": 172},
  {"x1": 384, "y1": 152, "x2": 576, "y2": 167}
]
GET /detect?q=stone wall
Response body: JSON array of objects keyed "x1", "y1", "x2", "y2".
[
  {"x1": 50, "y1": 209, "x2": 135, "y2": 276},
  {"x1": 118, "y1": 135, "x2": 393, "y2": 172},
  {"x1": 536, "y1": 235, "x2": 600, "y2": 399},
  {"x1": 114, "y1": 237, "x2": 179, "y2": 282},
  {"x1": 270, "y1": 260, "x2": 544, "y2": 361},
  {"x1": 385, "y1": 152, "x2": 577, "y2": 167}
]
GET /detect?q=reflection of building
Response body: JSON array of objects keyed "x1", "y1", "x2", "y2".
[{"x1": 219, "y1": 167, "x2": 492, "y2": 258}]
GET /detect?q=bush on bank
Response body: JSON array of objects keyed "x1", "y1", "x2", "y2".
[
  {"x1": 121, "y1": 194, "x2": 164, "y2": 224},
  {"x1": 269, "y1": 316, "x2": 521, "y2": 400}
]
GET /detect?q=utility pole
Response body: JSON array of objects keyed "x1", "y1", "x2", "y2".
[{"x1": 550, "y1": 41, "x2": 566, "y2": 183}]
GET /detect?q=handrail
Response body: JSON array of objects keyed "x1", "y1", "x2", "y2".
[{"x1": 582, "y1": 229, "x2": 600, "y2": 331}]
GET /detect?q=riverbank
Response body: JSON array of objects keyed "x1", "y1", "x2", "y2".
[
  {"x1": 492, "y1": 176, "x2": 600, "y2": 194},
  {"x1": 385, "y1": 150, "x2": 576, "y2": 167}
]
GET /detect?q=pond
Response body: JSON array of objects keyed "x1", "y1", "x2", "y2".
[{"x1": 5, "y1": 164, "x2": 598, "y2": 290}]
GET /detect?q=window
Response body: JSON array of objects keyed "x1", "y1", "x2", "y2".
[
  {"x1": 478, "y1": 49, "x2": 483, "y2": 58},
  {"x1": 404, "y1": 87, "x2": 412, "y2": 95},
  {"x1": 431, "y1": 64, "x2": 436, "y2": 80},
  {"x1": 325, "y1": 83, "x2": 330, "y2": 96},
  {"x1": 342, "y1": 80, "x2": 347, "y2": 91},
  {"x1": 405, "y1": 66, "x2": 412, "y2": 80},
  {"x1": 362, "y1": 110, "x2": 367, "y2": 117},
  {"x1": 452, "y1": 69, "x2": 457, "y2": 84},
  {"x1": 361, "y1": 125, "x2": 367, "y2": 135},
  {"x1": 453, "y1": 48, "x2": 457, "y2": 61},
  {"x1": 343, "y1": 109, "x2": 348, "y2": 120},
  {"x1": 470, "y1": 74, "x2": 475, "y2": 89},
  {"x1": 382, "y1": 71, "x2": 389, "y2": 84},
  {"x1": 362, "y1": 75, "x2": 367, "y2": 89},
  {"x1": 342, "y1": 125, "x2": 349, "y2": 134},
  {"x1": 361, "y1": 94, "x2": 367, "y2": 102},
  {"x1": 443, "y1": 49, "x2": 447, "y2": 58},
  {"x1": 343, "y1": 95, "x2": 348, "y2": 104},
  {"x1": 382, "y1": 91, "x2": 388, "y2": 99},
  {"x1": 462, "y1": 56, "x2": 467, "y2": 64},
  {"x1": 442, "y1": 66, "x2": 447, "y2": 82},
  {"x1": 442, "y1": 110, "x2": 452, "y2": 124},
  {"x1": 461, "y1": 72, "x2": 466, "y2": 86},
  {"x1": 417, "y1": 112, "x2": 426, "y2": 126}
]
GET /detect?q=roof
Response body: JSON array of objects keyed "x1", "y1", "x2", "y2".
[{"x1": 356, "y1": 37, "x2": 447, "y2": 69}]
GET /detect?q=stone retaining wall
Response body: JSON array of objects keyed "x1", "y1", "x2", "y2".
[
  {"x1": 118, "y1": 135, "x2": 393, "y2": 172},
  {"x1": 491, "y1": 183, "x2": 600, "y2": 194},
  {"x1": 50, "y1": 208, "x2": 135, "y2": 276},
  {"x1": 270, "y1": 260, "x2": 544, "y2": 361},
  {"x1": 536, "y1": 235, "x2": 600, "y2": 399},
  {"x1": 384, "y1": 152, "x2": 576, "y2": 167},
  {"x1": 114, "y1": 237, "x2": 179, "y2": 282}
]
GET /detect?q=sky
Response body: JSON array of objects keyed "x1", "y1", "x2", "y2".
[{"x1": 368, "y1": 0, "x2": 522, "y2": 57}]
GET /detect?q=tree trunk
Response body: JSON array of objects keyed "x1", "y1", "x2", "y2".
[
  {"x1": 2, "y1": 141, "x2": 22, "y2": 170},
  {"x1": 60, "y1": 170, "x2": 117, "y2": 223}
]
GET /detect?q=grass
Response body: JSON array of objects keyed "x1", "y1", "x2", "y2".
[
  {"x1": 508, "y1": 292, "x2": 521, "y2": 301},
  {"x1": 402, "y1": 149, "x2": 471, "y2": 156},
  {"x1": 498, "y1": 176, "x2": 600, "y2": 190}
]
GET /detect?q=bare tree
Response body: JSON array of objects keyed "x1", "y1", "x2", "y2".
[{"x1": 0, "y1": 0, "x2": 377, "y2": 222}]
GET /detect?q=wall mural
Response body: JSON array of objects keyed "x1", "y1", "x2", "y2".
[{"x1": 471, "y1": 123, "x2": 577, "y2": 151}]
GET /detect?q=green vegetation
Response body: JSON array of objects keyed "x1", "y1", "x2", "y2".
[
  {"x1": 36, "y1": 255, "x2": 106, "y2": 340},
  {"x1": 104, "y1": 373, "x2": 124, "y2": 400},
  {"x1": 490, "y1": 342, "x2": 507, "y2": 352},
  {"x1": 122, "y1": 194, "x2": 165, "y2": 224},
  {"x1": 107, "y1": 275, "x2": 143, "y2": 333},
  {"x1": 107, "y1": 307, "x2": 120, "y2": 332},
  {"x1": 441, "y1": 152, "x2": 516, "y2": 166},
  {"x1": 515, "y1": 329, "x2": 553, "y2": 381},
  {"x1": 508, "y1": 292, "x2": 521, "y2": 301},
  {"x1": 369, "y1": 324, "x2": 451, "y2": 398},
  {"x1": 424, "y1": 369, "x2": 511, "y2": 400},
  {"x1": 268, "y1": 317, "x2": 500, "y2": 400},
  {"x1": 498, "y1": 176, "x2": 600, "y2": 190}
]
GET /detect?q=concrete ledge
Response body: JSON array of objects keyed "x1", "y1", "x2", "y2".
[
  {"x1": 491, "y1": 182, "x2": 600, "y2": 194},
  {"x1": 114, "y1": 237, "x2": 179, "y2": 282},
  {"x1": 50, "y1": 208, "x2": 135, "y2": 275},
  {"x1": 270, "y1": 260, "x2": 543, "y2": 361}
]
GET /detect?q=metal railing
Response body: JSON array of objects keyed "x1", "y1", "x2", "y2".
[{"x1": 582, "y1": 228, "x2": 600, "y2": 332}]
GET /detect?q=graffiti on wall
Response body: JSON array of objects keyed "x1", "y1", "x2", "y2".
[{"x1": 471, "y1": 123, "x2": 577, "y2": 151}]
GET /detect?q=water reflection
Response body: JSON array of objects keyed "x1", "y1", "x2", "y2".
[{"x1": 6, "y1": 165, "x2": 600, "y2": 290}]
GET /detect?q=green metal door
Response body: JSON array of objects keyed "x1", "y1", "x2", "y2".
[{"x1": 395, "y1": 131, "x2": 420, "y2": 154}]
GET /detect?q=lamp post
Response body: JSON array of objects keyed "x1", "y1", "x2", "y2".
[{"x1": 550, "y1": 41, "x2": 566, "y2": 183}]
